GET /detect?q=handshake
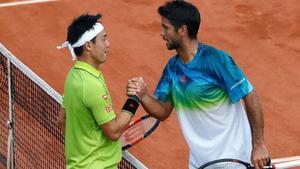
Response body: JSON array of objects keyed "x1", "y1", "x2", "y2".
[{"x1": 121, "y1": 77, "x2": 148, "y2": 116}]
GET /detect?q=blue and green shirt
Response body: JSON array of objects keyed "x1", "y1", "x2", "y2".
[{"x1": 154, "y1": 43, "x2": 253, "y2": 168}]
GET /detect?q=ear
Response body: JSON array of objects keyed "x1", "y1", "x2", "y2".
[
  {"x1": 83, "y1": 41, "x2": 93, "y2": 51},
  {"x1": 178, "y1": 25, "x2": 188, "y2": 37}
]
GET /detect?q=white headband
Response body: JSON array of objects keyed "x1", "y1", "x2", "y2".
[{"x1": 57, "y1": 22, "x2": 104, "y2": 60}]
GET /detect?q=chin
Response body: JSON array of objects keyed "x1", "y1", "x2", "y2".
[
  {"x1": 98, "y1": 57, "x2": 107, "y2": 64},
  {"x1": 102, "y1": 58, "x2": 108, "y2": 63},
  {"x1": 167, "y1": 45, "x2": 176, "y2": 50}
]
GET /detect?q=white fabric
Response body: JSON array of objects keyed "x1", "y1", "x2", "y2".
[
  {"x1": 57, "y1": 22, "x2": 104, "y2": 60},
  {"x1": 176, "y1": 99, "x2": 252, "y2": 169}
]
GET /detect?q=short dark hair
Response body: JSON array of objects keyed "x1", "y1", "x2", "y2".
[
  {"x1": 158, "y1": 0, "x2": 201, "y2": 39},
  {"x1": 67, "y1": 13, "x2": 102, "y2": 56}
]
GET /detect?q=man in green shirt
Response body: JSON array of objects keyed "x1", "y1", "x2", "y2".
[{"x1": 57, "y1": 13, "x2": 139, "y2": 169}]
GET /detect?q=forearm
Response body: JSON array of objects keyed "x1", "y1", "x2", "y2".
[
  {"x1": 108, "y1": 112, "x2": 133, "y2": 140},
  {"x1": 140, "y1": 93, "x2": 172, "y2": 121},
  {"x1": 244, "y1": 90, "x2": 270, "y2": 168},
  {"x1": 101, "y1": 97, "x2": 139, "y2": 141},
  {"x1": 244, "y1": 90, "x2": 265, "y2": 145}
]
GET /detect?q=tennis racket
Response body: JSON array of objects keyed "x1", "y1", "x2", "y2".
[
  {"x1": 121, "y1": 114, "x2": 160, "y2": 150},
  {"x1": 198, "y1": 158, "x2": 300, "y2": 169}
]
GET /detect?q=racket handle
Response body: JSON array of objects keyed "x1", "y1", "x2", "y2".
[
  {"x1": 121, "y1": 96, "x2": 140, "y2": 116},
  {"x1": 265, "y1": 158, "x2": 272, "y2": 168}
]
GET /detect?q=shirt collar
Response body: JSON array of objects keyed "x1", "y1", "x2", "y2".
[{"x1": 74, "y1": 61, "x2": 101, "y2": 78}]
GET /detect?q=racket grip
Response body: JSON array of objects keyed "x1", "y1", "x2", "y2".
[
  {"x1": 121, "y1": 96, "x2": 140, "y2": 116},
  {"x1": 266, "y1": 158, "x2": 272, "y2": 166}
]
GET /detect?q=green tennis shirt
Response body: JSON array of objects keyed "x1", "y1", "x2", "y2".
[{"x1": 62, "y1": 61, "x2": 121, "y2": 169}]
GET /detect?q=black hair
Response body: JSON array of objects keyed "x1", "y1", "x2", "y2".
[
  {"x1": 158, "y1": 0, "x2": 201, "y2": 39},
  {"x1": 67, "y1": 13, "x2": 102, "y2": 56}
]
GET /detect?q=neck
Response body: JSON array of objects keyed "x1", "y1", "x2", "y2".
[
  {"x1": 176, "y1": 39, "x2": 198, "y2": 64},
  {"x1": 77, "y1": 54, "x2": 99, "y2": 69}
]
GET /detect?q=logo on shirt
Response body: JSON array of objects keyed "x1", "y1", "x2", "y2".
[
  {"x1": 102, "y1": 94, "x2": 109, "y2": 100},
  {"x1": 230, "y1": 78, "x2": 245, "y2": 90},
  {"x1": 180, "y1": 75, "x2": 187, "y2": 83},
  {"x1": 105, "y1": 105, "x2": 113, "y2": 113}
]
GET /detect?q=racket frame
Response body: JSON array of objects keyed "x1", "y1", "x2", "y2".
[{"x1": 121, "y1": 114, "x2": 160, "y2": 150}]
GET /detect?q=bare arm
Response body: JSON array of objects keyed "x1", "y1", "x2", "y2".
[
  {"x1": 57, "y1": 108, "x2": 66, "y2": 134},
  {"x1": 243, "y1": 90, "x2": 269, "y2": 169},
  {"x1": 100, "y1": 112, "x2": 133, "y2": 141},
  {"x1": 140, "y1": 93, "x2": 173, "y2": 121},
  {"x1": 59, "y1": 106, "x2": 134, "y2": 141}
]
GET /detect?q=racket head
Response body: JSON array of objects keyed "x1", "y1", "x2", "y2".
[
  {"x1": 198, "y1": 159, "x2": 252, "y2": 169},
  {"x1": 121, "y1": 114, "x2": 160, "y2": 150}
]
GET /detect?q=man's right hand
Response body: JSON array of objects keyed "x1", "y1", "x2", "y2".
[{"x1": 126, "y1": 77, "x2": 148, "y2": 101}]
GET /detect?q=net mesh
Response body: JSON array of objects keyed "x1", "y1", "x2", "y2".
[
  {"x1": 12, "y1": 63, "x2": 65, "y2": 169},
  {"x1": 0, "y1": 54, "x2": 8, "y2": 169},
  {"x1": 0, "y1": 43, "x2": 147, "y2": 169}
]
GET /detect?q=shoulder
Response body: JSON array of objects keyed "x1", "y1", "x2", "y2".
[
  {"x1": 202, "y1": 44, "x2": 229, "y2": 60},
  {"x1": 160, "y1": 55, "x2": 179, "y2": 74},
  {"x1": 201, "y1": 44, "x2": 232, "y2": 65},
  {"x1": 63, "y1": 68, "x2": 85, "y2": 103},
  {"x1": 65, "y1": 68, "x2": 83, "y2": 88},
  {"x1": 66, "y1": 68, "x2": 101, "y2": 92},
  {"x1": 166, "y1": 55, "x2": 179, "y2": 67}
]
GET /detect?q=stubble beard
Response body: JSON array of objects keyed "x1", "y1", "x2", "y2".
[{"x1": 167, "y1": 40, "x2": 180, "y2": 50}]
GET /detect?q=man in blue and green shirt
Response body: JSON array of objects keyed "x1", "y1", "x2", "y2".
[
  {"x1": 126, "y1": 1, "x2": 270, "y2": 169},
  {"x1": 57, "y1": 13, "x2": 139, "y2": 169}
]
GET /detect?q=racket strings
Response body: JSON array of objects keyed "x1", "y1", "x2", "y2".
[
  {"x1": 121, "y1": 117, "x2": 158, "y2": 145},
  {"x1": 122, "y1": 123, "x2": 145, "y2": 143}
]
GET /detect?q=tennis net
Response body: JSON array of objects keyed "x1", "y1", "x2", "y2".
[{"x1": 0, "y1": 43, "x2": 147, "y2": 169}]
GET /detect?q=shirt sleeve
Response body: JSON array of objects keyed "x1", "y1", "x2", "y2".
[
  {"x1": 209, "y1": 50, "x2": 254, "y2": 103},
  {"x1": 154, "y1": 63, "x2": 173, "y2": 105},
  {"x1": 83, "y1": 80, "x2": 116, "y2": 125}
]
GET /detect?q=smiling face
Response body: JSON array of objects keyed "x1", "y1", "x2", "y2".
[{"x1": 160, "y1": 16, "x2": 182, "y2": 50}]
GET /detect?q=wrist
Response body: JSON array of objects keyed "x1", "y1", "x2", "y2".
[
  {"x1": 138, "y1": 92, "x2": 148, "y2": 103},
  {"x1": 252, "y1": 140, "x2": 265, "y2": 148},
  {"x1": 121, "y1": 96, "x2": 140, "y2": 116},
  {"x1": 129, "y1": 95, "x2": 140, "y2": 103}
]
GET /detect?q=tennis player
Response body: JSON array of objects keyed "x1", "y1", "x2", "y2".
[
  {"x1": 57, "y1": 13, "x2": 139, "y2": 169},
  {"x1": 126, "y1": 1, "x2": 270, "y2": 169}
]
